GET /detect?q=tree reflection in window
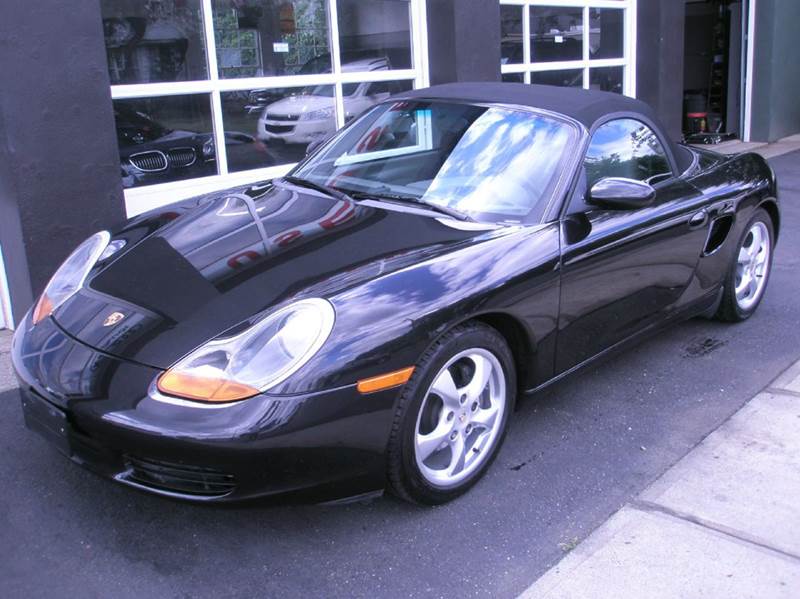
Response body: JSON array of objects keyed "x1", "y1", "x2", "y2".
[
  {"x1": 585, "y1": 118, "x2": 671, "y2": 188},
  {"x1": 212, "y1": 0, "x2": 331, "y2": 79}
]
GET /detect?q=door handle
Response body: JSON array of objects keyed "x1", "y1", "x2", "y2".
[{"x1": 688, "y1": 209, "x2": 708, "y2": 229}]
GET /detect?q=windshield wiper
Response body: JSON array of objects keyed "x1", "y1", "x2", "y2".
[
  {"x1": 281, "y1": 176, "x2": 355, "y2": 204},
  {"x1": 350, "y1": 190, "x2": 474, "y2": 222},
  {"x1": 283, "y1": 177, "x2": 474, "y2": 222}
]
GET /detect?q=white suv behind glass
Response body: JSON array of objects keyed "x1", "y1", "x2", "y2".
[{"x1": 257, "y1": 57, "x2": 400, "y2": 145}]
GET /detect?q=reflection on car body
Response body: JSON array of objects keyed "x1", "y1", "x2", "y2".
[{"x1": 166, "y1": 185, "x2": 367, "y2": 285}]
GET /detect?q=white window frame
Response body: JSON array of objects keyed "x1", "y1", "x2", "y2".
[
  {"x1": 742, "y1": 0, "x2": 756, "y2": 142},
  {"x1": 113, "y1": 0, "x2": 429, "y2": 217},
  {"x1": 500, "y1": 0, "x2": 636, "y2": 97}
]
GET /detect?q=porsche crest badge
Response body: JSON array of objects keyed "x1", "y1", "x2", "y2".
[{"x1": 103, "y1": 312, "x2": 126, "y2": 327}]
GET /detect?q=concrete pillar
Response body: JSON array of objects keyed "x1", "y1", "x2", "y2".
[
  {"x1": 636, "y1": 0, "x2": 686, "y2": 142},
  {"x1": 426, "y1": 0, "x2": 501, "y2": 85},
  {"x1": 749, "y1": 0, "x2": 800, "y2": 142},
  {"x1": 0, "y1": 1, "x2": 126, "y2": 325}
]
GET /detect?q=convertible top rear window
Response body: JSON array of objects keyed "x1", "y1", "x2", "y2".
[{"x1": 293, "y1": 100, "x2": 577, "y2": 222}]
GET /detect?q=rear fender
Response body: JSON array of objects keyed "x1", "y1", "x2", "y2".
[{"x1": 687, "y1": 152, "x2": 774, "y2": 293}]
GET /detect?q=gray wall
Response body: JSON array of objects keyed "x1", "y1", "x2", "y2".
[
  {"x1": 0, "y1": 1, "x2": 126, "y2": 324},
  {"x1": 636, "y1": 0, "x2": 685, "y2": 142},
  {"x1": 749, "y1": 0, "x2": 800, "y2": 142},
  {"x1": 426, "y1": 0, "x2": 501, "y2": 85}
]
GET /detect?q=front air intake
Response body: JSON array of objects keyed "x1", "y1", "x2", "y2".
[
  {"x1": 121, "y1": 455, "x2": 235, "y2": 497},
  {"x1": 704, "y1": 215, "x2": 734, "y2": 256}
]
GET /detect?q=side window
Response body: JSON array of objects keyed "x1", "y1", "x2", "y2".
[{"x1": 584, "y1": 118, "x2": 671, "y2": 188}]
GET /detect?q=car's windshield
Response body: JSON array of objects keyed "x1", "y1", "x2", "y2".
[{"x1": 292, "y1": 100, "x2": 576, "y2": 222}]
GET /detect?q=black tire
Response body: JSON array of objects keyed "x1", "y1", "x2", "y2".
[
  {"x1": 715, "y1": 208, "x2": 774, "y2": 322},
  {"x1": 386, "y1": 321, "x2": 517, "y2": 505}
]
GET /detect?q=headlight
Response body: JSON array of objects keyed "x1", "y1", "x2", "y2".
[
  {"x1": 156, "y1": 298, "x2": 335, "y2": 403},
  {"x1": 99, "y1": 238, "x2": 127, "y2": 261},
  {"x1": 303, "y1": 107, "x2": 334, "y2": 121},
  {"x1": 32, "y1": 231, "x2": 111, "y2": 325},
  {"x1": 202, "y1": 137, "x2": 215, "y2": 159}
]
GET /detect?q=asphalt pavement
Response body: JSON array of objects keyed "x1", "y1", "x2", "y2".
[{"x1": 1, "y1": 150, "x2": 799, "y2": 599}]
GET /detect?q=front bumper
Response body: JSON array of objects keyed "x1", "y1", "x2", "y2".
[
  {"x1": 11, "y1": 314, "x2": 399, "y2": 503},
  {"x1": 256, "y1": 117, "x2": 333, "y2": 144}
]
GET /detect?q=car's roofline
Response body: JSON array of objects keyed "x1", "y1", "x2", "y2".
[{"x1": 395, "y1": 82, "x2": 656, "y2": 128}]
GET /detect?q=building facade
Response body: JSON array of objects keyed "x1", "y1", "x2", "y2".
[{"x1": 1, "y1": 0, "x2": 798, "y2": 329}]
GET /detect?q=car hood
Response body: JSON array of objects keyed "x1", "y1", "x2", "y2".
[
  {"x1": 264, "y1": 95, "x2": 333, "y2": 116},
  {"x1": 118, "y1": 129, "x2": 204, "y2": 157},
  {"x1": 53, "y1": 182, "x2": 486, "y2": 369}
]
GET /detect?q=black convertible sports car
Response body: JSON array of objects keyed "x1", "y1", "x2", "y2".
[{"x1": 12, "y1": 83, "x2": 779, "y2": 505}]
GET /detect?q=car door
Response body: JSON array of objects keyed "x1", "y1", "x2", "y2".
[{"x1": 556, "y1": 118, "x2": 710, "y2": 374}]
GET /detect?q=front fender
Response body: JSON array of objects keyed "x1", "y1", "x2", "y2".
[{"x1": 270, "y1": 223, "x2": 562, "y2": 395}]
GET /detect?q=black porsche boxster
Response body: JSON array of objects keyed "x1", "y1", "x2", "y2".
[{"x1": 12, "y1": 83, "x2": 779, "y2": 505}]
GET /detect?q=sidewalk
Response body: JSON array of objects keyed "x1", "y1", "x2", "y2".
[
  {"x1": 692, "y1": 133, "x2": 800, "y2": 160},
  {"x1": 521, "y1": 362, "x2": 800, "y2": 598},
  {"x1": 0, "y1": 330, "x2": 13, "y2": 391}
]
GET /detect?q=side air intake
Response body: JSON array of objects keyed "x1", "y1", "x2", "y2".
[{"x1": 703, "y1": 215, "x2": 734, "y2": 256}]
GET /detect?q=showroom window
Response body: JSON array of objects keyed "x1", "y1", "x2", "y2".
[
  {"x1": 102, "y1": 0, "x2": 428, "y2": 215},
  {"x1": 499, "y1": 1, "x2": 636, "y2": 96}
]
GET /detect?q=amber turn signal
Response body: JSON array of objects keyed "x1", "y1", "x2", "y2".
[
  {"x1": 32, "y1": 293, "x2": 54, "y2": 325},
  {"x1": 157, "y1": 371, "x2": 260, "y2": 403},
  {"x1": 357, "y1": 366, "x2": 415, "y2": 394}
]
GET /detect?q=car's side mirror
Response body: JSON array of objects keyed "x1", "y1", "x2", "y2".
[{"x1": 587, "y1": 177, "x2": 656, "y2": 210}]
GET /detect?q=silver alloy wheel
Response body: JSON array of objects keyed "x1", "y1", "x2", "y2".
[
  {"x1": 734, "y1": 221, "x2": 771, "y2": 311},
  {"x1": 414, "y1": 348, "x2": 506, "y2": 488}
]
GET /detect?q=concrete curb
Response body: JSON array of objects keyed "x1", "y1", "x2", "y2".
[
  {"x1": 520, "y1": 360, "x2": 800, "y2": 598},
  {"x1": 0, "y1": 330, "x2": 14, "y2": 392},
  {"x1": 694, "y1": 133, "x2": 800, "y2": 160}
]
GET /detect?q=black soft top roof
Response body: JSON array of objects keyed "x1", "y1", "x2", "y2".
[
  {"x1": 396, "y1": 82, "x2": 690, "y2": 172},
  {"x1": 397, "y1": 82, "x2": 658, "y2": 128}
]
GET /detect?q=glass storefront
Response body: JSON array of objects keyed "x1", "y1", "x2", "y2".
[
  {"x1": 529, "y1": 6, "x2": 584, "y2": 63},
  {"x1": 114, "y1": 94, "x2": 216, "y2": 188},
  {"x1": 531, "y1": 68, "x2": 583, "y2": 88},
  {"x1": 212, "y1": 0, "x2": 332, "y2": 79},
  {"x1": 102, "y1": 0, "x2": 427, "y2": 211},
  {"x1": 499, "y1": 1, "x2": 634, "y2": 95},
  {"x1": 103, "y1": 0, "x2": 208, "y2": 84}
]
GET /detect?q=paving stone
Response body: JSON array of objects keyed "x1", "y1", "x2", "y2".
[
  {"x1": 521, "y1": 507, "x2": 800, "y2": 599},
  {"x1": 1, "y1": 330, "x2": 15, "y2": 392},
  {"x1": 772, "y1": 360, "x2": 800, "y2": 394},
  {"x1": 640, "y1": 392, "x2": 800, "y2": 557}
]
